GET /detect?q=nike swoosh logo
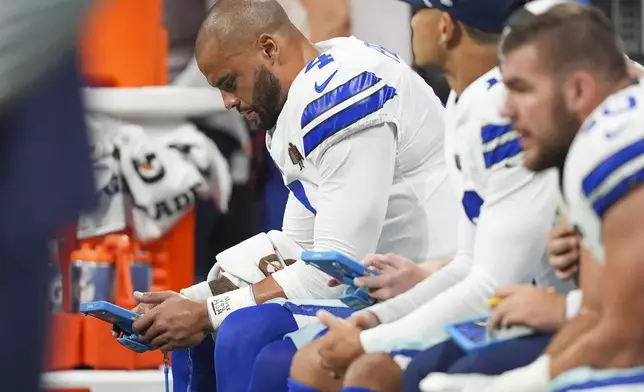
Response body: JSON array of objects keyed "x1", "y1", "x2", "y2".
[{"x1": 315, "y1": 70, "x2": 338, "y2": 93}]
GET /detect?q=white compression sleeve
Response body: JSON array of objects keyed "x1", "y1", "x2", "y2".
[
  {"x1": 281, "y1": 191, "x2": 316, "y2": 251},
  {"x1": 367, "y1": 208, "x2": 476, "y2": 324},
  {"x1": 272, "y1": 123, "x2": 397, "y2": 299},
  {"x1": 361, "y1": 170, "x2": 560, "y2": 353},
  {"x1": 182, "y1": 189, "x2": 315, "y2": 301}
]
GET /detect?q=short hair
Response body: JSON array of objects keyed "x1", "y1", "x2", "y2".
[
  {"x1": 197, "y1": 0, "x2": 293, "y2": 54},
  {"x1": 500, "y1": 3, "x2": 628, "y2": 83},
  {"x1": 462, "y1": 24, "x2": 502, "y2": 45}
]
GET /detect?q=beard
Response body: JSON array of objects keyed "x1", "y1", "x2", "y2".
[
  {"x1": 529, "y1": 94, "x2": 581, "y2": 172},
  {"x1": 249, "y1": 65, "x2": 284, "y2": 130}
]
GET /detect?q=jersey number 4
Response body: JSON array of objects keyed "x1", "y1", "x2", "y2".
[{"x1": 305, "y1": 41, "x2": 401, "y2": 75}]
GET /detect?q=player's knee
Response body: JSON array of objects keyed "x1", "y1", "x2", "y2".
[
  {"x1": 344, "y1": 353, "x2": 402, "y2": 391},
  {"x1": 250, "y1": 340, "x2": 297, "y2": 391},
  {"x1": 255, "y1": 339, "x2": 296, "y2": 373},
  {"x1": 291, "y1": 340, "x2": 321, "y2": 380},
  {"x1": 290, "y1": 339, "x2": 333, "y2": 389},
  {"x1": 216, "y1": 306, "x2": 254, "y2": 345},
  {"x1": 218, "y1": 303, "x2": 290, "y2": 348},
  {"x1": 215, "y1": 306, "x2": 267, "y2": 358}
]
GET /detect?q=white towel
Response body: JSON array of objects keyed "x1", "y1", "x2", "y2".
[
  {"x1": 210, "y1": 231, "x2": 304, "y2": 285},
  {"x1": 154, "y1": 124, "x2": 232, "y2": 212},
  {"x1": 212, "y1": 233, "x2": 276, "y2": 287},
  {"x1": 77, "y1": 116, "x2": 128, "y2": 239},
  {"x1": 77, "y1": 115, "x2": 232, "y2": 242},
  {"x1": 183, "y1": 231, "x2": 304, "y2": 300},
  {"x1": 267, "y1": 230, "x2": 304, "y2": 265}
]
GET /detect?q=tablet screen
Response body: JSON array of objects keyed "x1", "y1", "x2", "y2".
[{"x1": 453, "y1": 321, "x2": 487, "y2": 344}]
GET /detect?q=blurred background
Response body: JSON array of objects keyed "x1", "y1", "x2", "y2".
[{"x1": 0, "y1": 0, "x2": 635, "y2": 391}]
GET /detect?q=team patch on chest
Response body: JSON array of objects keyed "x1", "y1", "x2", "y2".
[{"x1": 288, "y1": 143, "x2": 305, "y2": 170}]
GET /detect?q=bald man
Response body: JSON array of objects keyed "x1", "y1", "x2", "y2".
[{"x1": 129, "y1": 0, "x2": 457, "y2": 390}]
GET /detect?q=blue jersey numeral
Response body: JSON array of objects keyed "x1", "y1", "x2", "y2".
[
  {"x1": 305, "y1": 53, "x2": 335, "y2": 73},
  {"x1": 603, "y1": 96, "x2": 637, "y2": 116},
  {"x1": 486, "y1": 78, "x2": 499, "y2": 90},
  {"x1": 581, "y1": 96, "x2": 637, "y2": 135}
]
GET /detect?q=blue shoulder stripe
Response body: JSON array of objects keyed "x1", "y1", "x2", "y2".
[
  {"x1": 302, "y1": 85, "x2": 397, "y2": 156},
  {"x1": 591, "y1": 168, "x2": 644, "y2": 217},
  {"x1": 301, "y1": 72, "x2": 381, "y2": 129},
  {"x1": 287, "y1": 180, "x2": 317, "y2": 215},
  {"x1": 582, "y1": 138, "x2": 644, "y2": 196},
  {"x1": 481, "y1": 124, "x2": 522, "y2": 168},
  {"x1": 481, "y1": 124, "x2": 513, "y2": 144},
  {"x1": 483, "y1": 139, "x2": 522, "y2": 168},
  {"x1": 582, "y1": 138, "x2": 644, "y2": 217}
]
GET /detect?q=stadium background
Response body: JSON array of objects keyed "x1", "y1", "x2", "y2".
[{"x1": 40, "y1": 0, "x2": 641, "y2": 391}]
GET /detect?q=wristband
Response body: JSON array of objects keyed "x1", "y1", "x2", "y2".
[{"x1": 206, "y1": 285, "x2": 256, "y2": 329}]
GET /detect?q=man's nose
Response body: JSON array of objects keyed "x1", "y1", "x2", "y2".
[{"x1": 221, "y1": 91, "x2": 240, "y2": 111}]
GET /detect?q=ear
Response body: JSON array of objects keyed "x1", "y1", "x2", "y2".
[
  {"x1": 563, "y1": 71, "x2": 595, "y2": 113},
  {"x1": 258, "y1": 33, "x2": 279, "y2": 64},
  {"x1": 439, "y1": 12, "x2": 457, "y2": 47}
]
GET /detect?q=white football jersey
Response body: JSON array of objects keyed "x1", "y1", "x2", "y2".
[
  {"x1": 266, "y1": 36, "x2": 459, "y2": 262},
  {"x1": 358, "y1": 68, "x2": 573, "y2": 355},
  {"x1": 448, "y1": 68, "x2": 552, "y2": 219},
  {"x1": 563, "y1": 80, "x2": 644, "y2": 264},
  {"x1": 447, "y1": 67, "x2": 564, "y2": 288}
]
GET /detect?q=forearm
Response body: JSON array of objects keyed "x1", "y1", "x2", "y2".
[
  {"x1": 549, "y1": 316, "x2": 644, "y2": 377},
  {"x1": 252, "y1": 275, "x2": 287, "y2": 303},
  {"x1": 545, "y1": 310, "x2": 599, "y2": 358},
  {"x1": 367, "y1": 209, "x2": 474, "y2": 322},
  {"x1": 419, "y1": 258, "x2": 451, "y2": 273},
  {"x1": 556, "y1": 251, "x2": 596, "y2": 323},
  {"x1": 545, "y1": 248, "x2": 605, "y2": 364},
  {"x1": 576, "y1": 247, "x2": 603, "y2": 312},
  {"x1": 367, "y1": 250, "x2": 471, "y2": 324},
  {"x1": 549, "y1": 252, "x2": 643, "y2": 374},
  {"x1": 361, "y1": 271, "x2": 493, "y2": 353}
]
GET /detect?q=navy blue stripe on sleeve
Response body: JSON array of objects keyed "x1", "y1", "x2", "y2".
[
  {"x1": 302, "y1": 85, "x2": 397, "y2": 156},
  {"x1": 582, "y1": 138, "x2": 644, "y2": 217}
]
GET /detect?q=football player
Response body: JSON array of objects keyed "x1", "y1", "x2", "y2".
[
  {"x1": 287, "y1": 1, "x2": 575, "y2": 392},
  {"x1": 421, "y1": 3, "x2": 644, "y2": 391},
  {"x1": 125, "y1": 0, "x2": 459, "y2": 390}
]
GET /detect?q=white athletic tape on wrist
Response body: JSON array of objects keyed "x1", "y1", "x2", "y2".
[
  {"x1": 206, "y1": 285, "x2": 257, "y2": 329},
  {"x1": 180, "y1": 281, "x2": 213, "y2": 300}
]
